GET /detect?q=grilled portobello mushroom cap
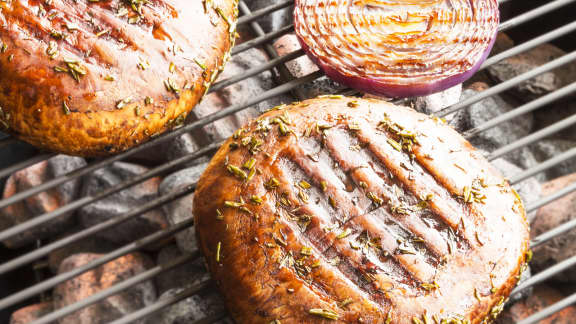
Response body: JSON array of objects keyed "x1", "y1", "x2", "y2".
[
  {"x1": 0, "y1": 0, "x2": 238, "y2": 156},
  {"x1": 194, "y1": 96, "x2": 530, "y2": 324}
]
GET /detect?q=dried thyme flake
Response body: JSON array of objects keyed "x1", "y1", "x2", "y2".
[
  {"x1": 224, "y1": 200, "x2": 244, "y2": 208},
  {"x1": 308, "y1": 309, "x2": 339, "y2": 320},
  {"x1": 336, "y1": 228, "x2": 351, "y2": 239},
  {"x1": 265, "y1": 178, "x2": 280, "y2": 190},
  {"x1": 215, "y1": 241, "x2": 221, "y2": 263},
  {"x1": 320, "y1": 181, "x2": 327, "y2": 191},
  {"x1": 242, "y1": 158, "x2": 256, "y2": 170},
  {"x1": 387, "y1": 138, "x2": 402, "y2": 152},
  {"x1": 226, "y1": 164, "x2": 247, "y2": 180},
  {"x1": 421, "y1": 281, "x2": 439, "y2": 291},
  {"x1": 104, "y1": 74, "x2": 115, "y2": 81},
  {"x1": 46, "y1": 40, "x2": 59, "y2": 59},
  {"x1": 298, "y1": 180, "x2": 311, "y2": 189},
  {"x1": 116, "y1": 96, "x2": 133, "y2": 109},
  {"x1": 250, "y1": 195, "x2": 263, "y2": 205},
  {"x1": 193, "y1": 58, "x2": 206, "y2": 70},
  {"x1": 300, "y1": 246, "x2": 312, "y2": 256},
  {"x1": 216, "y1": 208, "x2": 224, "y2": 220},
  {"x1": 62, "y1": 101, "x2": 71, "y2": 115},
  {"x1": 338, "y1": 298, "x2": 353, "y2": 308},
  {"x1": 164, "y1": 78, "x2": 180, "y2": 94}
]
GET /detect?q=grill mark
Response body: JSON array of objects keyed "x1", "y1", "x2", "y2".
[
  {"x1": 282, "y1": 138, "x2": 434, "y2": 286},
  {"x1": 355, "y1": 119, "x2": 475, "y2": 244},
  {"x1": 323, "y1": 128, "x2": 466, "y2": 257},
  {"x1": 274, "y1": 154, "x2": 424, "y2": 294},
  {"x1": 269, "y1": 163, "x2": 394, "y2": 307}
]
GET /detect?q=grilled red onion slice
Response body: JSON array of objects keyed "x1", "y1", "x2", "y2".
[{"x1": 294, "y1": 0, "x2": 499, "y2": 98}]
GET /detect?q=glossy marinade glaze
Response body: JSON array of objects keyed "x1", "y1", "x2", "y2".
[
  {"x1": 194, "y1": 96, "x2": 530, "y2": 323},
  {"x1": 0, "y1": 0, "x2": 238, "y2": 156},
  {"x1": 294, "y1": 0, "x2": 499, "y2": 97}
]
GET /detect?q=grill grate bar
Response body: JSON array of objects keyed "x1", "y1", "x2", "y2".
[
  {"x1": 518, "y1": 292, "x2": 576, "y2": 324},
  {"x1": 0, "y1": 142, "x2": 217, "y2": 246},
  {"x1": 487, "y1": 114, "x2": 576, "y2": 162},
  {"x1": 466, "y1": 82, "x2": 576, "y2": 140},
  {"x1": 0, "y1": 187, "x2": 196, "y2": 310},
  {"x1": 527, "y1": 181, "x2": 576, "y2": 213},
  {"x1": 509, "y1": 147, "x2": 576, "y2": 184},
  {"x1": 0, "y1": 152, "x2": 210, "y2": 275},
  {"x1": 532, "y1": 204, "x2": 576, "y2": 248},
  {"x1": 108, "y1": 280, "x2": 214, "y2": 324},
  {"x1": 0, "y1": 153, "x2": 56, "y2": 180},
  {"x1": 438, "y1": 51, "x2": 576, "y2": 118},
  {"x1": 483, "y1": 20, "x2": 576, "y2": 70},
  {"x1": 237, "y1": 0, "x2": 292, "y2": 25},
  {"x1": 512, "y1": 255, "x2": 576, "y2": 297},
  {"x1": 210, "y1": 49, "x2": 304, "y2": 92},
  {"x1": 231, "y1": 24, "x2": 294, "y2": 55},
  {"x1": 30, "y1": 252, "x2": 200, "y2": 324},
  {"x1": 498, "y1": 0, "x2": 576, "y2": 32}
]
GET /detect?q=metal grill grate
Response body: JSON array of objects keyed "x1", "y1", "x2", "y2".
[{"x1": 1, "y1": 0, "x2": 576, "y2": 323}]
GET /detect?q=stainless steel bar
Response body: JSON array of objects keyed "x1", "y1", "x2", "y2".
[
  {"x1": 237, "y1": 0, "x2": 293, "y2": 26},
  {"x1": 109, "y1": 279, "x2": 213, "y2": 324},
  {"x1": 517, "y1": 292, "x2": 576, "y2": 324},
  {"x1": 482, "y1": 20, "x2": 576, "y2": 70},
  {"x1": 0, "y1": 172, "x2": 203, "y2": 274},
  {"x1": 210, "y1": 49, "x2": 304, "y2": 92},
  {"x1": 0, "y1": 153, "x2": 55, "y2": 180},
  {"x1": 231, "y1": 24, "x2": 294, "y2": 56},
  {"x1": 512, "y1": 255, "x2": 576, "y2": 296},
  {"x1": 532, "y1": 211, "x2": 576, "y2": 248},
  {"x1": 438, "y1": 51, "x2": 576, "y2": 118},
  {"x1": 30, "y1": 253, "x2": 198, "y2": 324},
  {"x1": 509, "y1": 147, "x2": 576, "y2": 184},
  {"x1": 499, "y1": 0, "x2": 576, "y2": 32},
  {"x1": 0, "y1": 142, "x2": 216, "y2": 244},
  {"x1": 0, "y1": 202, "x2": 199, "y2": 310},
  {"x1": 527, "y1": 181, "x2": 576, "y2": 213},
  {"x1": 465, "y1": 82, "x2": 576, "y2": 140},
  {"x1": 487, "y1": 114, "x2": 576, "y2": 161},
  {"x1": 0, "y1": 137, "x2": 17, "y2": 149}
]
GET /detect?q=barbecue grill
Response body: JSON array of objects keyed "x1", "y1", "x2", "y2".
[{"x1": 1, "y1": 0, "x2": 576, "y2": 323}]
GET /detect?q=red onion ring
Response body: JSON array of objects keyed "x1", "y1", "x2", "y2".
[{"x1": 294, "y1": 0, "x2": 499, "y2": 98}]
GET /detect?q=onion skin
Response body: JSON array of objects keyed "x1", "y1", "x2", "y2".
[{"x1": 294, "y1": 0, "x2": 500, "y2": 98}]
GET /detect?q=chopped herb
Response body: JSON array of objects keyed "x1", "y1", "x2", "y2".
[
  {"x1": 194, "y1": 58, "x2": 206, "y2": 70},
  {"x1": 243, "y1": 158, "x2": 256, "y2": 170},
  {"x1": 265, "y1": 178, "x2": 280, "y2": 190},
  {"x1": 215, "y1": 242, "x2": 221, "y2": 263},
  {"x1": 320, "y1": 181, "x2": 327, "y2": 191},
  {"x1": 298, "y1": 180, "x2": 311, "y2": 189},
  {"x1": 250, "y1": 195, "x2": 263, "y2": 205},
  {"x1": 144, "y1": 96, "x2": 153, "y2": 105},
  {"x1": 116, "y1": 96, "x2": 133, "y2": 109},
  {"x1": 300, "y1": 246, "x2": 312, "y2": 256},
  {"x1": 164, "y1": 78, "x2": 180, "y2": 94},
  {"x1": 336, "y1": 228, "x2": 351, "y2": 239},
  {"x1": 227, "y1": 164, "x2": 247, "y2": 180},
  {"x1": 347, "y1": 101, "x2": 359, "y2": 108},
  {"x1": 309, "y1": 309, "x2": 339, "y2": 320},
  {"x1": 104, "y1": 75, "x2": 115, "y2": 81},
  {"x1": 224, "y1": 200, "x2": 244, "y2": 208},
  {"x1": 421, "y1": 281, "x2": 439, "y2": 291},
  {"x1": 387, "y1": 138, "x2": 402, "y2": 152},
  {"x1": 338, "y1": 298, "x2": 353, "y2": 308},
  {"x1": 216, "y1": 209, "x2": 223, "y2": 220},
  {"x1": 62, "y1": 101, "x2": 71, "y2": 115}
]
